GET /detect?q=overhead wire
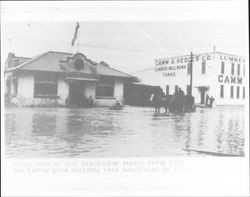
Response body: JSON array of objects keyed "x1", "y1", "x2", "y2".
[{"x1": 9, "y1": 36, "x2": 185, "y2": 56}]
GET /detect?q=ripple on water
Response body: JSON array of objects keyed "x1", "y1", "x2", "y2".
[{"x1": 4, "y1": 106, "x2": 245, "y2": 157}]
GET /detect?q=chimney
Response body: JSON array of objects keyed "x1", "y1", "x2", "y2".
[{"x1": 5, "y1": 52, "x2": 15, "y2": 68}]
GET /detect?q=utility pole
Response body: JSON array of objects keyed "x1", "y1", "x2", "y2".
[{"x1": 190, "y1": 52, "x2": 193, "y2": 96}]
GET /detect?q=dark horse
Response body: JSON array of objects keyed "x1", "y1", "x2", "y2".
[
  {"x1": 151, "y1": 94, "x2": 195, "y2": 115},
  {"x1": 151, "y1": 94, "x2": 171, "y2": 115}
]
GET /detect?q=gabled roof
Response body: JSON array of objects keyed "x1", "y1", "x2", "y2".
[{"x1": 5, "y1": 51, "x2": 137, "y2": 79}]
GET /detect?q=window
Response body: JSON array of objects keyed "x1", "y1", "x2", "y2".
[
  {"x1": 231, "y1": 63, "x2": 234, "y2": 75},
  {"x1": 236, "y1": 86, "x2": 240, "y2": 99},
  {"x1": 74, "y1": 59, "x2": 84, "y2": 70},
  {"x1": 95, "y1": 77, "x2": 114, "y2": 98},
  {"x1": 175, "y1": 85, "x2": 178, "y2": 93},
  {"x1": 201, "y1": 61, "x2": 206, "y2": 74},
  {"x1": 221, "y1": 62, "x2": 225, "y2": 74},
  {"x1": 230, "y1": 86, "x2": 234, "y2": 98},
  {"x1": 34, "y1": 73, "x2": 58, "y2": 98},
  {"x1": 186, "y1": 85, "x2": 191, "y2": 95},
  {"x1": 243, "y1": 64, "x2": 245, "y2": 76},
  {"x1": 220, "y1": 85, "x2": 224, "y2": 98},
  {"x1": 243, "y1": 87, "x2": 245, "y2": 99},
  {"x1": 166, "y1": 85, "x2": 169, "y2": 95},
  {"x1": 187, "y1": 63, "x2": 191, "y2": 74},
  {"x1": 237, "y1": 64, "x2": 240, "y2": 76}
]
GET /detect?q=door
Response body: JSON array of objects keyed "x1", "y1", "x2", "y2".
[
  {"x1": 200, "y1": 89, "x2": 205, "y2": 104},
  {"x1": 199, "y1": 87, "x2": 208, "y2": 104},
  {"x1": 69, "y1": 80, "x2": 85, "y2": 105}
]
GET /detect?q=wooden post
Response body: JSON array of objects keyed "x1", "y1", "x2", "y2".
[{"x1": 190, "y1": 52, "x2": 193, "y2": 96}]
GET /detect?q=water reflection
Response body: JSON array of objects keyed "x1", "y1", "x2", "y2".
[
  {"x1": 5, "y1": 106, "x2": 245, "y2": 157},
  {"x1": 184, "y1": 119, "x2": 192, "y2": 150},
  {"x1": 32, "y1": 113, "x2": 56, "y2": 136}
]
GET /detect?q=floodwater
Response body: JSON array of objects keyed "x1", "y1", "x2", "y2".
[{"x1": 5, "y1": 106, "x2": 245, "y2": 157}]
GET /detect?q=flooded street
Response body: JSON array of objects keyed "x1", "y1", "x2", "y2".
[{"x1": 5, "y1": 106, "x2": 245, "y2": 158}]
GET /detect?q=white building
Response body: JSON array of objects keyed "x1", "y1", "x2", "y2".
[
  {"x1": 4, "y1": 51, "x2": 138, "y2": 107},
  {"x1": 137, "y1": 51, "x2": 247, "y2": 105}
]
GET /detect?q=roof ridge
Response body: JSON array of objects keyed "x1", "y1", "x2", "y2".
[
  {"x1": 215, "y1": 51, "x2": 245, "y2": 58},
  {"x1": 155, "y1": 51, "x2": 245, "y2": 61},
  {"x1": 48, "y1": 50, "x2": 72, "y2": 55}
]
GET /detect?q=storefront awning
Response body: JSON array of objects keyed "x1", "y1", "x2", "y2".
[
  {"x1": 194, "y1": 86, "x2": 210, "y2": 90},
  {"x1": 194, "y1": 86, "x2": 210, "y2": 88}
]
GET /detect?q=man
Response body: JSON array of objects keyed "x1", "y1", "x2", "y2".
[
  {"x1": 178, "y1": 88, "x2": 185, "y2": 98},
  {"x1": 185, "y1": 91, "x2": 195, "y2": 111},
  {"x1": 87, "y1": 95, "x2": 94, "y2": 107},
  {"x1": 177, "y1": 88, "x2": 185, "y2": 112},
  {"x1": 209, "y1": 96, "x2": 215, "y2": 108},
  {"x1": 114, "y1": 100, "x2": 122, "y2": 107}
]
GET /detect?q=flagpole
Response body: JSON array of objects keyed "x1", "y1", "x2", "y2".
[
  {"x1": 190, "y1": 51, "x2": 193, "y2": 96},
  {"x1": 71, "y1": 22, "x2": 80, "y2": 54},
  {"x1": 77, "y1": 23, "x2": 80, "y2": 53}
]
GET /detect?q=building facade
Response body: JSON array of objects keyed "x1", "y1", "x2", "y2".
[
  {"x1": 153, "y1": 51, "x2": 247, "y2": 105},
  {"x1": 4, "y1": 51, "x2": 138, "y2": 107}
]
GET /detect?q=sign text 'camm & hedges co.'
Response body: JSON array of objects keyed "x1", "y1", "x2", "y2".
[{"x1": 155, "y1": 54, "x2": 212, "y2": 77}]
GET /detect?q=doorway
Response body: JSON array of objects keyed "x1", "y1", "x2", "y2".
[
  {"x1": 198, "y1": 86, "x2": 209, "y2": 104},
  {"x1": 69, "y1": 80, "x2": 85, "y2": 106}
]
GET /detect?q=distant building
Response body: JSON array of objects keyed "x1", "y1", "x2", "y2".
[
  {"x1": 140, "y1": 51, "x2": 246, "y2": 105},
  {"x1": 4, "y1": 51, "x2": 138, "y2": 107},
  {"x1": 124, "y1": 83, "x2": 164, "y2": 107}
]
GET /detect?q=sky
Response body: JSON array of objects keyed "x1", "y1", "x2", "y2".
[{"x1": 1, "y1": 1, "x2": 248, "y2": 83}]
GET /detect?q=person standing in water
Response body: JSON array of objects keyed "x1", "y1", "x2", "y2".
[{"x1": 209, "y1": 96, "x2": 215, "y2": 108}]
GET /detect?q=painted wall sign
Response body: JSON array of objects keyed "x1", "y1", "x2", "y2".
[
  {"x1": 155, "y1": 64, "x2": 187, "y2": 77},
  {"x1": 155, "y1": 54, "x2": 212, "y2": 66},
  {"x1": 155, "y1": 65, "x2": 186, "y2": 72},
  {"x1": 218, "y1": 75, "x2": 243, "y2": 84},
  {"x1": 219, "y1": 55, "x2": 245, "y2": 63}
]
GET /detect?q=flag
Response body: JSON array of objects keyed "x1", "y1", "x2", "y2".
[{"x1": 71, "y1": 22, "x2": 80, "y2": 47}]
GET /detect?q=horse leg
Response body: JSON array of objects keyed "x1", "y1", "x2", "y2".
[
  {"x1": 166, "y1": 105, "x2": 170, "y2": 115},
  {"x1": 164, "y1": 104, "x2": 169, "y2": 115}
]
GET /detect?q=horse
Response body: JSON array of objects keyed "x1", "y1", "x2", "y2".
[
  {"x1": 151, "y1": 93, "x2": 195, "y2": 115},
  {"x1": 151, "y1": 94, "x2": 171, "y2": 115}
]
